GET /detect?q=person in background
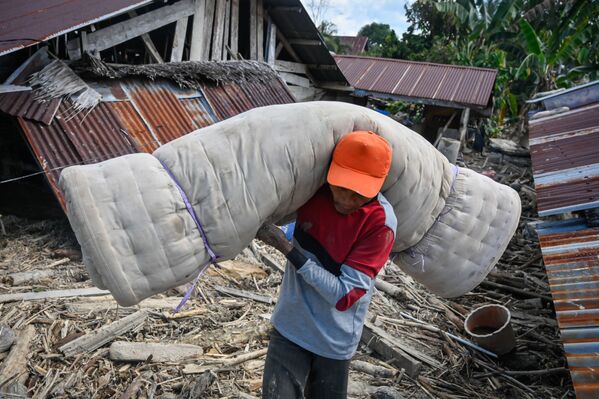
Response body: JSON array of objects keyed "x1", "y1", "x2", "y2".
[{"x1": 257, "y1": 131, "x2": 397, "y2": 399}]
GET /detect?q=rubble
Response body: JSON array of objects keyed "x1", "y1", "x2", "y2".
[{"x1": 0, "y1": 150, "x2": 573, "y2": 398}]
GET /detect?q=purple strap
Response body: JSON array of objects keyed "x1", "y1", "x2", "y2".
[{"x1": 158, "y1": 159, "x2": 219, "y2": 313}]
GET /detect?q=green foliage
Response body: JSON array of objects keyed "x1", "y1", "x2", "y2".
[
  {"x1": 358, "y1": 23, "x2": 402, "y2": 58},
  {"x1": 355, "y1": 0, "x2": 598, "y2": 132},
  {"x1": 317, "y1": 20, "x2": 349, "y2": 54}
]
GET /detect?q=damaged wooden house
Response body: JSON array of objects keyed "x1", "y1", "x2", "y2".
[{"x1": 0, "y1": 0, "x2": 352, "y2": 216}]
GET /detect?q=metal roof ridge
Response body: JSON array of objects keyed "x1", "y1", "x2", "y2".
[{"x1": 333, "y1": 55, "x2": 498, "y2": 73}]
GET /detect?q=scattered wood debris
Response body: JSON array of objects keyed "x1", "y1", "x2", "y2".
[{"x1": 0, "y1": 150, "x2": 573, "y2": 398}]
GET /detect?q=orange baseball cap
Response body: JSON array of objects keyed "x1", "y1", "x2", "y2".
[{"x1": 327, "y1": 131, "x2": 392, "y2": 198}]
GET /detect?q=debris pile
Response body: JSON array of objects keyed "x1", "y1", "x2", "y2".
[{"x1": 0, "y1": 149, "x2": 573, "y2": 398}]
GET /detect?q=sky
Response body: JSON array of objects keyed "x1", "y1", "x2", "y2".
[{"x1": 300, "y1": 0, "x2": 412, "y2": 36}]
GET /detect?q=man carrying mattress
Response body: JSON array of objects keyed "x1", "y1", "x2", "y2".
[{"x1": 257, "y1": 131, "x2": 397, "y2": 399}]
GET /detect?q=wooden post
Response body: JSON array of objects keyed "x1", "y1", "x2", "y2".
[
  {"x1": 256, "y1": 0, "x2": 264, "y2": 61},
  {"x1": 230, "y1": 0, "x2": 239, "y2": 57},
  {"x1": 202, "y1": 0, "x2": 216, "y2": 60},
  {"x1": 171, "y1": 17, "x2": 189, "y2": 62},
  {"x1": 459, "y1": 108, "x2": 471, "y2": 148},
  {"x1": 266, "y1": 17, "x2": 277, "y2": 65},
  {"x1": 189, "y1": 0, "x2": 206, "y2": 61},
  {"x1": 211, "y1": 0, "x2": 227, "y2": 60},
  {"x1": 222, "y1": 0, "x2": 231, "y2": 60},
  {"x1": 249, "y1": 0, "x2": 257, "y2": 60}
]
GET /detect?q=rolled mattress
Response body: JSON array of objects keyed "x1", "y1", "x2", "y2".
[{"x1": 59, "y1": 101, "x2": 521, "y2": 306}]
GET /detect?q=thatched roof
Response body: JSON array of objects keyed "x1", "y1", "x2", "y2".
[{"x1": 75, "y1": 55, "x2": 280, "y2": 90}]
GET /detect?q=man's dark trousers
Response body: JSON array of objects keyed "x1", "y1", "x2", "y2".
[{"x1": 262, "y1": 329, "x2": 350, "y2": 398}]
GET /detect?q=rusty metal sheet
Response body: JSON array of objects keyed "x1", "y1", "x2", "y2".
[
  {"x1": 530, "y1": 102, "x2": 599, "y2": 216},
  {"x1": 0, "y1": 0, "x2": 151, "y2": 56},
  {"x1": 110, "y1": 101, "x2": 159, "y2": 153},
  {"x1": 123, "y1": 80, "x2": 196, "y2": 145},
  {"x1": 203, "y1": 79, "x2": 294, "y2": 120},
  {"x1": 17, "y1": 101, "x2": 136, "y2": 211},
  {"x1": 334, "y1": 55, "x2": 497, "y2": 109},
  {"x1": 529, "y1": 103, "x2": 599, "y2": 139},
  {"x1": 336, "y1": 36, "x2": 368, "y2": 55},
  {"x1": 0, "y1": 91, "x2": 61, "y2": 125},
  {"x1": 537, "y1": 218, "x2": 599, "y2": 399}
]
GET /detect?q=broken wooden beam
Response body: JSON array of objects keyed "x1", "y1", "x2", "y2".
[
  {"x1": 361, "y1": 321, "x2": 422, "y2": 377},
  {"x1": 7, "y1": 269, "x2": 55, "y2": 286},
  {"x1": 0, "y1": 287, "x2": 109, "y2": 303},
  {"x1": 375, "y1": 279, "x2": 407, "y2": 301},
  {"x1": 0, "y1": 325, "x2": 35, "y2": 393},
  {"x1": 59, "y1": 310, "x2": 147, "y2": 357},
  {"x1": 110, "y1": 341, "x2": 204, "y2": 363},
  {"x1": 351, "y1": 359, "x2": 398, "y2": 378}
]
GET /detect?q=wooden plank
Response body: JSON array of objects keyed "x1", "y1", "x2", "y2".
[
  {"x1": 171, "y1": 17, "x2": 189, "y2": 62},
  {"x1": 274, "y1": 60, "x2": 308, "y2": 74},
  {"x1": 315, "y1": 82, "x2": 354, "y2": 92},
  {"x1": 66, "y1": 297, "x2": 185, "y2": 314},
  {"x1": 189, "y1": 0, "x2": 206, "y2": 61},
  {"x1": 214, "y1": 285, "x2": 274, "y2": 304},
  {"x1": 59, "y1": 310, "x2": 148, "y2": 357},
  {"x1": 0, "y1": 287, "x2": 109, "y2": 303},
  {"x1": 0, "y1": 325, "x2": 35, "y2": 390},
  {"x1": 275, "y1": 42, "x2": 283, "y2": 57},
  {"x1": 279, "y1": 72, "x2": 311, "y2": 88},
  {"x1": 361, "y1": 321, "x2": 422, "y2": 377},
  {"x1": 256, "y1": 0, "x2": 264, "y2": 61},
  {"x1": 211, "y1": 0, "x2": 227, "y2": 60},
  {"x1": 222, "y1": 0, "x2": 231, "y2": 60},
  {"x1": 286, "y1": 86, "x2": 326, "y2": 102},
  {"x1": 110, "y1": 341, "x2": 204, "y2": 363},
  {"x1": 230, "y1": 0, "x2": 239, "y2": 56},
  {"x1": 266, "y1": 18, "x2": 277, "y2": 65},
  {"x1": 128, "y1": 11, "x2": 164, "y2": 63},
  {"x1": 202, "y1": 0, "x2": 216, "y2": 60},
  {"x1": 249, "y1": 0, "x2": 257, "y2": 59},
  {"x1": 67, "y1": 0, "x2": 194, "y2": 58},
  {"x1": 364, "y1": 321, "x2": 441, "y2": 370},
  {"x1": 0, "y1": 85, "x2": 31, "y2": 94}
]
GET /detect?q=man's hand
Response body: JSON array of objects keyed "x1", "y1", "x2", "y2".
[{"x1": 256, "y1": 224, "x2": 293, "y2": 256}]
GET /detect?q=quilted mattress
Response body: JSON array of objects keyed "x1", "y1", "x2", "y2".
[{"x1": 59, "y1": 101, "x2": 521, "y2": 306}]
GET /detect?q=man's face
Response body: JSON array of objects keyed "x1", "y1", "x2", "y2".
[{"x1": 329, "y1": 185, "x2": 373, "y2": 215}]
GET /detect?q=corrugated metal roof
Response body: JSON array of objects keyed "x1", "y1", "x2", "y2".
[
  {"x1": 530, "y1": 102, "x2": 599, "y2": 216},
  {"x1": 202, "y1": 79, "x2": 294, "y2": 120},
  {"x1": 334, "y1": 55, "x2": 497, "y2": 109},
  {"x1": 0, "y1": 90, "x2": 61, "y2": 125},
  {"x1": 18, "y1": 101, "x2": 137, "y2": 210},
  {"x1": 0, "y1": 0, "x2": 151, "y2": 56},
  {"x1": 9, "y1": 75, "x2": 293, "y2": 211},
  {"x1": 335, "y1": 36, "x2": 368, "y2": 55},
  {"x1": 537, "y1": 218, "x2": 599, "y2": 399}
]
